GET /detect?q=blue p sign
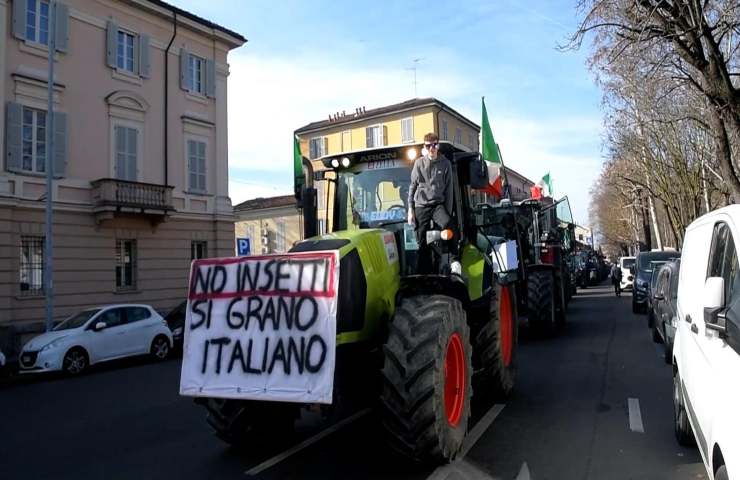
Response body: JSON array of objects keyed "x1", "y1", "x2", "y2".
[{"x1": 237, "y1": 238, "x2": 250, "y2": 256}]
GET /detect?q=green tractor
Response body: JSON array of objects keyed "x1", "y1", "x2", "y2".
[
  {"x1": 196, "y1": 142, "x2": 520, "y2": 463},
  {"x1": 478, "y1": 196, "x2": 576, "y2": 335}
]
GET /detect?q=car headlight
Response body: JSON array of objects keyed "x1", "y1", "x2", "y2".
[
  {"x1": 41, "y1": 338, "x2": 67, "y2": 352},
  {"x1": 173, "y1": 327, "x2": 183, "y2": 336}
]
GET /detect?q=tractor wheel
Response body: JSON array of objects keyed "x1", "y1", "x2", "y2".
[
  {"x1": 381, "y1": 295, "x2": 472, "y2": 464},
  {"x1": 528, "y1": 270, "x2": 556, "y2": 336},
  {"x1": 470, "y1": 284, "x2": 518, "y2": 402},
  {"x1": 555, "y1": 274, "x2": 567, "y2": 328},
  {"x1": 198, "y1": 398, "x2": 298, "y2": 447}
]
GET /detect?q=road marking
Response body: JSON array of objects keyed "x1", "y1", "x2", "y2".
[
  {"x1": 628, "y1": 397, "x2": 645, "y2": 433},
  {"x1": 244, "y1": 407, "x2": 371, "y2": 476},
  {"x1": 515, "y1": 462, "x2": 531, "y2": 480},
  {"x1": 427, "y1": 404, "x2": 506, "y2": 480}
]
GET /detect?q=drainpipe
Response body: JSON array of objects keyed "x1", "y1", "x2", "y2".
[{"x1": 164, "y1": 13, "x2": 177, "y2": 186}]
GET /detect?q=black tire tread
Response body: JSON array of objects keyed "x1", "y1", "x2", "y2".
[{"x1": 528, "y1": 270, "x2": 555, "y2": 335}]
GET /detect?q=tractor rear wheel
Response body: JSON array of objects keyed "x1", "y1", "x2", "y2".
[
  {"x1": 381, "y1": 295, "x2": 472, "y2": 463},
  {"x1": 528, "y1": 270, "x2": 556, "y2": 335},
  {"x1": 471, "y1": 284, "x2": 518, "y2": 402},
  {"x1": 197, "y1": 398, "x2": 297, "y2": 447}
]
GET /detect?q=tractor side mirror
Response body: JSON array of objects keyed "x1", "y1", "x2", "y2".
[{"x1": 468, "y1": 158, "x2": 489, "y2": 189}]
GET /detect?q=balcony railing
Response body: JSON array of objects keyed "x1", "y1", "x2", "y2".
[{"x1": 91, "y1": 179, "x2": 174, "y2": 221}]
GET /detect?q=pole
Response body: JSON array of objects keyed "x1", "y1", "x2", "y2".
[{"x1": 45, "y1": 1, "x2": 56, "y2": 332}]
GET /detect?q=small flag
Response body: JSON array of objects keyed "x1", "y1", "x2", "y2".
[
  {"x1": 478, "y1": 98, "x2": 504, "y2": 199},
  {"x1": 538, "y1": 172, "x2": 553, "y2": 197},
  {"x1": 293, "y1": 135, "x2": 304, "y2": 194}
]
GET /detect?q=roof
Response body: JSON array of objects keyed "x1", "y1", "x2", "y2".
[
  {"x1": 234, "y1": 195, "x2": 296, "y2": 212},
  {"x1": 144, "y1": 0, "x2": 246, "y2": 44},
  {"x1": 295, "y1": 97, "x2": 479, "y2": 134}
]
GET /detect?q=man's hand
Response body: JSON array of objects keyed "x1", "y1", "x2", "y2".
[{"x1": 407, "y1": 209, "x2": 415, "y2": 226}]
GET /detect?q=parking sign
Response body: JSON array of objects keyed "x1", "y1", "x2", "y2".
[{"x1": 236, "y1": 238, "x2": 250, "y2": 256}]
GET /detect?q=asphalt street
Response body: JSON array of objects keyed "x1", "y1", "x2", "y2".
[{"x1": 0, "y1": 283, "x2": 708, "y2": 480}]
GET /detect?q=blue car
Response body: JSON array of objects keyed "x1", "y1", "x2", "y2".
[{"x1": 632, "y1": 250, "x2": 680, "y2": 314}]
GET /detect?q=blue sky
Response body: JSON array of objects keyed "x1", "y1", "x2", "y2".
[{"x1": 170, "y1": 0, "x2": 604, "y2": 225}]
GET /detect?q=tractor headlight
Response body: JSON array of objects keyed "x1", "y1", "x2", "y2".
[
  {"x1": 331, "y1": 159, "x2": 340, "y2": 168},
  {"x1": 341, "y1": 157, "x2": 351, "y2": 168},
  {"x1": 406, "y1": 148, "x2": 418, "y2": 161}
]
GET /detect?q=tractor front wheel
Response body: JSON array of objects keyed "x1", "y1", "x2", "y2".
[
  {"x1": 381, "y1": 295, "x2": 472, "y2": 464},
  {"x1": 198, "y1": 398, "x2": 298, "y2": 448}
]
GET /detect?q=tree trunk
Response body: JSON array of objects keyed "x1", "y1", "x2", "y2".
[{"x1": 707, "y1": 110, "x2": 740, "y2": 202}]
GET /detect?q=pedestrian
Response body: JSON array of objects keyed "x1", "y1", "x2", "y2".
[
  {"x1": 610, "y1": 263, "x2": 623, "y2": 297},
  {"x1": 407, "y1": 132, "x2": 454, "y2": 273}
]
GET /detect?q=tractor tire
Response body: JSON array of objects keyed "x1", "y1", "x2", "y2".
[
  {"x1": 380, "y1": 295, "x2": 472, "y2": 464},
  {"x1": 555, "y1": 274, "x2": 567, "y2": 329},
  {"x1": 198, "y1": 398, "x2": 297, "y2": 447},
  {"x1": 527, "y1": 270, "x2": 556, "y2": 336},
  {"x1": 470, "y1": 284, "x2": 518, "y2": 403}
]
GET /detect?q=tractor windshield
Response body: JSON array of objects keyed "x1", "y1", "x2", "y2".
[{"x1": 334, "y1": 163, "x2": 412, "y2": 231}]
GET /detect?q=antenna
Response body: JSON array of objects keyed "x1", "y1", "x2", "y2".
[{"x1": 405, "y1": 58, "x2": 423, "y2": 98}]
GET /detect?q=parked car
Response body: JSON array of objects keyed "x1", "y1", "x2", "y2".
[
  {"x1": 649, "y1": 260, "x2": 681, "y2": 363},
  {"x1": 673, "y1": 206, "x2": 740, "y2": 480},
  {"x1": 632, "y1": 250, "x2": 680, "y2": 314},
  {"x1": 19, "y1": 304, "x2": 173, "y2": 375},
  {"x1": 619, "y1": 256, "x2": 636, "y2": 291},
  {"x1": 646, "y1": 260, "x2": 671, "y2": 328},
  {"x1": 164, "y1": 301, "x2": 187, "y2": 350}
]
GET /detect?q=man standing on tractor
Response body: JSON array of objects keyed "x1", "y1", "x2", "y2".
[{"x1": 407, "y1": 133, "x2": 454, "y2": 272}]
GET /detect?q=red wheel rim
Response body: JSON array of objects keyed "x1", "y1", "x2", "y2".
[
  {"x1": 444, "y1": 333, "x2": 466, "y2": 427},
  {"x1": 500, "y1": 286, "x2": 513, "y2": 367}
]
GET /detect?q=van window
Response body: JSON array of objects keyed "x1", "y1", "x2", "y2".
[
  {"x1": 723, "y1": 238, "x2": 738, "y2": 303},
  {"x1": 707, "y1": 223, "x2": 729, "y2": 279}
]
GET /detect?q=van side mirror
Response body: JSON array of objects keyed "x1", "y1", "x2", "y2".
[{"x1": 703, "y1": 277, "x2": 727, "y2": 334}]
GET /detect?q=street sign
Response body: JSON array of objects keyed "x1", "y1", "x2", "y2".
[{"x1": 236, "y1": 238, "x2": 250, "y2": 256}]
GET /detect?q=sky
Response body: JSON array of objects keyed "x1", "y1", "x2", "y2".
[{"x1": 170, "y1": 0, "x2": 604, "y2": 225}]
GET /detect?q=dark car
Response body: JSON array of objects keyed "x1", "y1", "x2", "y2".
[
  {"x1": 646, "y1": 260, "x2": 669, "y2": 326},
  {"x1": 632, "y1": 250, "x2": 680, "y2": 313},
  {"x1": 649, "y1": 260, "x2": 681, "y2": 363},
  {"x1": 164, "y1": 301, "x2": 187, "y2": 351}
]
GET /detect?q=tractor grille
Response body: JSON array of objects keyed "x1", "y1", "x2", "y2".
[{"x1": 336, "y1": 249, "x2": 367, "y2": 334}]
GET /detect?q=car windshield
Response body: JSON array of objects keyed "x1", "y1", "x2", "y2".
[
  {"x1": 53, "y1": 309, "x2": 100, "y2": 331},
  {"x1": 621, "y1": 258, "x2": 635, "y2": 269},
  {"x1": 638, "y1": 252, "x2": 677, "y2": 272},
  {"x1": 335, "y1": 162, "x2": 412, "y2": 231}
]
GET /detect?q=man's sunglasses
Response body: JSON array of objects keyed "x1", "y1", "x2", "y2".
[{"x1": 424, "y1": 142, "x2": 439, "y2": 149}]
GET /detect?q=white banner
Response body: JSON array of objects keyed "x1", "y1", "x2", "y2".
[{"x1": 179, "y1": 251, "x2": 339, "y2": 404}]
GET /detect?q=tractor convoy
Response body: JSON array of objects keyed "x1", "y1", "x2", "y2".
[{"x1": 187, "y1": 142, "x2": 582, "y2": 464}]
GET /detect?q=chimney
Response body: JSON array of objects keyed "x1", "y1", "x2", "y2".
[{"x1": 362, "y1": 106, "x2": 366, "y2": 113}]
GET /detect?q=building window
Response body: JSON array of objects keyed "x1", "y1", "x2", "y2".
[
  {"x1": 468, "y1": 132, "x2": 475, "y2": 150},
  {"x1": 115, "y1": 239, "x2": 137, "y2": 290},
  {"x1": 341, "y1": 130, "x2": 351, "y2": 152},
  {"x1": 366, "y1": 125, "x2": 385, "y2": 148},
  {"x1": 114, "y1": 125, "x2": 138, "y2": 181},
  {"x1": 25, "y1": 0, "x2": 50, "y2": 45},
  {"x1": 247, "y1": 225, "x2": 255, "y2": 247},
  {"x1": 309, "y1": 137, "x2": 326, "y2": 159},
  {"x1": 22, "y1": 107, "x2": 47, "y2": 174},
  {"x1": 188, "y1": 55, "x2": 205, "y2": 94},
  {"x1": 276, "y1": 219, "x2": 286, "y2": 252},
  {"x1": 116, "y1": 30, "x2": 136, "y2": 72},
  {"x1": 454, "y1": 127, "x2": 462, "y2": 145},
  {"x1": 19, "y1": 236, "x2": 44, "y2": 296},
  {"x1": 401, "y1": 117, "x2": 414, "y2": 143},
  {"x1": 441, "y1": 119, "x2": 448, "y2": 141},
  {"x1": 191, "y1": 241, "x2": 207, "y2": 260},
  {"x1": 187, "y1": 140, "x2": 207, "y2": 192}
]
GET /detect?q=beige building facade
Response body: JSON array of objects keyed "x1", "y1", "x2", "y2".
[
  {"x1": 0, "y1": 0, "x2": 245, "y2": 335},
  {"x1": 234, "y1": 195, "x2": 301, "y2": 255}
]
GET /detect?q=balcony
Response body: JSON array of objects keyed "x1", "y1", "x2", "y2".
[{"x1": 91, "y1": 178, "x2": 174, "y2": 224}]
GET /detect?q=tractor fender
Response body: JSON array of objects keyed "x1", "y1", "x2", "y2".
[{"x1": 398, "y1": 274, "x2": 470, "y2": 307}]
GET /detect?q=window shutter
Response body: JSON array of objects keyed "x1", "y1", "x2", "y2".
[
  {"x1": 365, "y1": 127, "x2": 372, "y2": 148},
  {"x1": 205, "y1": 59, "x2": 216, "y2": 98},
  {"x1": 5, "y1": 102, "x2": 23, "y2": 172},
  {"x1": 53, "y1": 111, "x2": 67, "y2": 178},
  {"x1": 54, "y1": 3, "x2": 70, "y2": 53},
  {"x1": 179, "y1": 48, "x2": 189, "y2": 90},
  {"x1": 382, "y1": 125, "x2": 388, "y2": 146},
  {"x1": 322, "y1": 137, "x2": 328, "y2": 156},
  {"x1": 12, "y1": 0, "x2": 26, "y2": 40},
  {"x1": 138, "y1": 35, "x2": 151, "y2": 78},
  {"x1": 106, "y1": 21, "x2": 117, "y2": 68}
]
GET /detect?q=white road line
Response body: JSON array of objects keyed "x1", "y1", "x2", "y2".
[
  {"x1": 628, "y1": 397, "x2": 645, "y2": 433},
  {"x1": 515, "y1": 462, "x2": 531, "y2": 480},
  {"x1": 243, "y1": 407, "x2": 371, "y2": 476}
]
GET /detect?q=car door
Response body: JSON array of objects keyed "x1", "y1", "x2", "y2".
[
  {"x1": 90, "y1": 307, "x2": 127, "y2": 361},
  {"x1": 655, "y1": 269, "x2": 668, "y2": 332},
  {"x1": 120, "y1": 307, "x2": 154, "y2": 355}
]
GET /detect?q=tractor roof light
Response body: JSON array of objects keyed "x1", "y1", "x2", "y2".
[
  {"x1": 406, "y1": 148, "x2": 418, "y2": 161},
  {"x1": 331, "y1": 158, "x2": 340, "y2": 168},
  {"x1": 341, "y1": 157, "x2": 351, "y2": 168}
]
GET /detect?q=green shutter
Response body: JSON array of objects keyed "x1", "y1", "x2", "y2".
[
  {"x1": 53, "y1": 111, "x2": 67, "y2": 178},
  {"x1": 365, "y1": 127, "x2": 372, "y2": 148},
  {"x1": 12, "y1": 0, "x2": 26, "y2": 40},
  {"x1": 138, "y1": 34, "x2": 150, "y2": 78},
  {"x1": 206, "y1": 59, "x2": 216, "y2": 98},
  {"x1": 5, "y1": 102, "x2": 23, "y2": 172},
  {"x1": 179, "y1": 49, "x2": 189, "y2": 90},
  {"x1": 106, "y1": 21, "x2": 117, "y2": 68},
  {"x1": 55, "y1": 3, "x2": 70, "y2": 53}
]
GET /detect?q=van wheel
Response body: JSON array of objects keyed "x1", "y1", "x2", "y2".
[
  {"x1": 151, "y1": 336, "x2": 170, "y2": 360},
  {"x1": 673, "y1": 370, "x2": 695, "y2": 446}
]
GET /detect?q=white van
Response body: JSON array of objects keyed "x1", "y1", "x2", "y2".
[
  {"x1": 673, "y1": 206, "x2": 740, "y2": 480},
  {"x1": 619, "y1": 256, "x2": 636, "y2": 290}
]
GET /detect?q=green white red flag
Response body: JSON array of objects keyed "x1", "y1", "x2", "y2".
[{"x1": 479, "y1": 98, "x2": 504, "y2": 199}]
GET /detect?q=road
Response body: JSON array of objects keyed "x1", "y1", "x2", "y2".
[{"x1": 0, "y1": 283, "x2": 708, "y2": 480}]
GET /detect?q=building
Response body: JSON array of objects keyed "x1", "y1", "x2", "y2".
[
  {"x1": 234, "y1": 195, "x2": 301, "y2": 255},
  {"x1": 0, "y1": 0, "x2": 245, "y2": 339},
  {"x1": 505, "y1": 167, "x2": 535, "y2": 202}
]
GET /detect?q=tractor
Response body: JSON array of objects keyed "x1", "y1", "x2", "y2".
[
  {"x1": 194, "y1": 142, "x2": 521, "y2": 463},
  {"x1": 477, "y1": 196, "x2": 576, "y2": 335}
]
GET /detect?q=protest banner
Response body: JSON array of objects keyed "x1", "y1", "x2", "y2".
[{"x1": 179, "y1": 251, "x2": 339, "y2": 404}]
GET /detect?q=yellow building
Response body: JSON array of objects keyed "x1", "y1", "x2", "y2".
[
  {"x1": 294, "y1": 97, "x2": 480, "y2": 232},
  {"x1": 234, "y1": 196, "x2": 302, "y2": 254}
]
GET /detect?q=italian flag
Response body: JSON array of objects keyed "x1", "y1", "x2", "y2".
[
  {"x1": 531, "y1": 172, "x2": 553, "y2": 199},
  {"x1": 293, "y1": 134, "x2": 304, "y2": 194},
  {"x1": 479, "y1": 98, "x2": 504, "y2": 199}
]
